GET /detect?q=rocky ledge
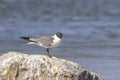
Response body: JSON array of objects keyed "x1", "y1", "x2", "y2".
[{"x1": 0, "y1": 52, "x2": 103, "y2": 80}]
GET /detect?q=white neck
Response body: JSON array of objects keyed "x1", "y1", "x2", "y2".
[
  {"x1": 53, "y1": 34, "x2": 60, "y2": 40},
  {"x1": 51, "y1": 34, "x2": 61, "y2": 47}
]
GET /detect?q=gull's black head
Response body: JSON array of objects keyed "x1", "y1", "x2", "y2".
[{"x1": 56, "y1": 32, "x2": 63, "y2": 38}]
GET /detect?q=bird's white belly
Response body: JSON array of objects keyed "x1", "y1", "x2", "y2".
[{"x1": 51, "y1": 41, "x2": 61, "y2": 48}]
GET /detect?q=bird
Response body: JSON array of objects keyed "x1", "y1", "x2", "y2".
[{"x1": 20, "y1": 32, "x2": 64, "y2": 58}]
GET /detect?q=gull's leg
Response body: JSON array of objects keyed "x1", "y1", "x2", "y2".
[{"x1": 46, "y1": 48, "x2": 52, "y2": 58}]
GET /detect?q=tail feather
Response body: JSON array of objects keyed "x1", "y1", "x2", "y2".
[
  {"x1": 20, "y1": 37, "x2": 31, "y2": 41},
  {"x1": 20, "y1": 37, "x2": 37, "y2": 43}
]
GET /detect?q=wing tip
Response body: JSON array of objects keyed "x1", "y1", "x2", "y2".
[{"x1": 20, "y1": 37, "x2": 30, "y2": 40}]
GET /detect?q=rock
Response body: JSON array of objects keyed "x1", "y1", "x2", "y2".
[{"x1": 0, "y1": 52, "x2": 103, "y2": 80}]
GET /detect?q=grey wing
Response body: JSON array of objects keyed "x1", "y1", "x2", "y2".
[{"x1": 35, "y1": 36, "x2": 54, "y2": 46}]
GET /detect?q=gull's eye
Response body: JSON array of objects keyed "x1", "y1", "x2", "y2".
[{"x1": 60, "y1": 33, "x2": 62, "y2": 35}]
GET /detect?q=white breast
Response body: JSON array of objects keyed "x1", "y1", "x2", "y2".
[{"x1": 51, "y1": 35, "x2": 61, "y2": 48}]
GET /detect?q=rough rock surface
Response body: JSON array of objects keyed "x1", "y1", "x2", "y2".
[{"x1": 0, "y1": 52, "x2": 103, "y2": 80}]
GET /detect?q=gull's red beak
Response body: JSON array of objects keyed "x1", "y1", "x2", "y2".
[{"x1": 63, "y1": 34, "x2": 67, "y2": 37}]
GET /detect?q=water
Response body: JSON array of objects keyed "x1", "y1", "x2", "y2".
[{"x1": 0, "y1": 0, "x2": 120, "y2": 80}]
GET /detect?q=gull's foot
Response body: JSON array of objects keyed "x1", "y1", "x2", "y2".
[{"x1": 47, "y1": 54, "x2": 52, "y2": 58}]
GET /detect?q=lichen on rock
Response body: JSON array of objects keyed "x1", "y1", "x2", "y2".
[{"x1": 0, "y1": 51, "x2": 103, "y2": 80}]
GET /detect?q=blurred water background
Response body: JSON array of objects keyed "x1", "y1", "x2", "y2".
[{"x1": 0, "y1": 0, "x2": 120, "y2": 80}]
